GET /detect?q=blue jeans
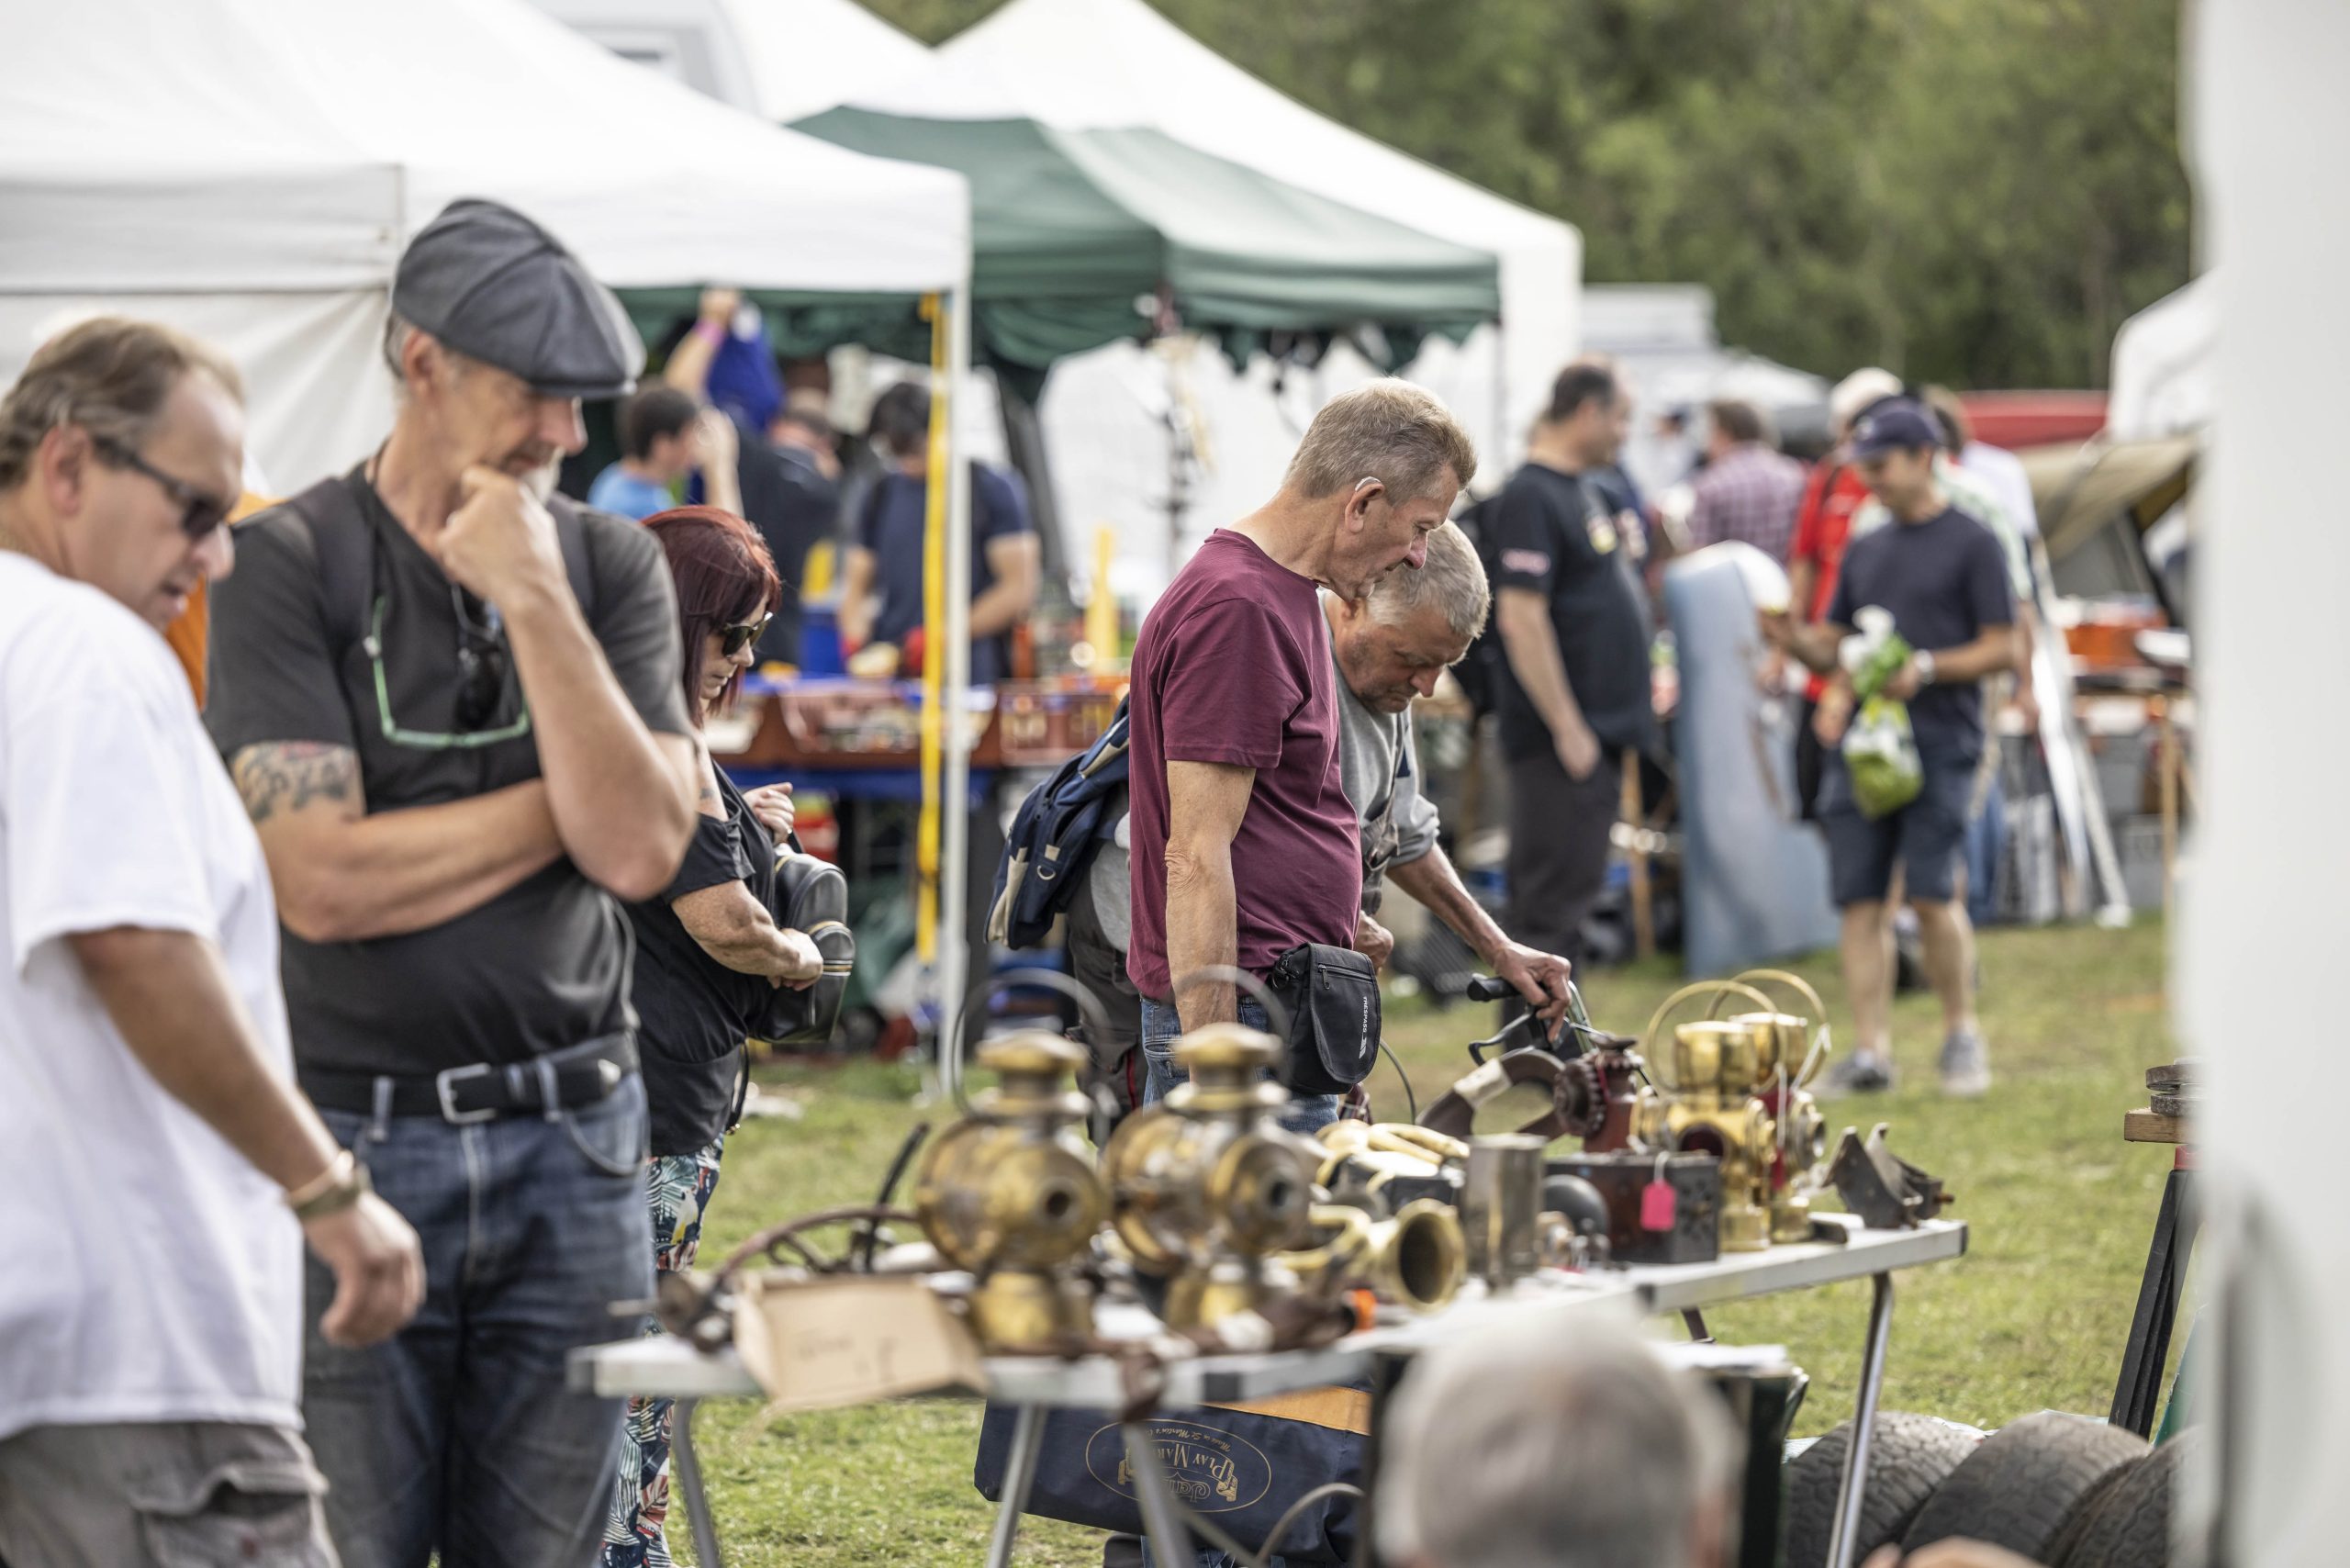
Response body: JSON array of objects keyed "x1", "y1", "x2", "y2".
[
  {"x1": 1137, "y1": 997, "x2": 1337, "y2": 1139},
  {"x1": 302, "y1": 1073, "x2": 655, "y2": 1568}
]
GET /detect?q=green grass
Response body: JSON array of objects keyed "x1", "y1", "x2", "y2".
[{"x1": 680, "y1": 919, "x2": 2178, "y2": 1565}]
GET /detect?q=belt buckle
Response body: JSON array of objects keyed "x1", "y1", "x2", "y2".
[{"x1": 435, "y1": 1062, "x2": 499, "y2": 1125}]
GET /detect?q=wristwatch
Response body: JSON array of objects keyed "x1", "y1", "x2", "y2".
[{"x1": 1914, "y1": 650, "x2": 1938, "y2": 687}]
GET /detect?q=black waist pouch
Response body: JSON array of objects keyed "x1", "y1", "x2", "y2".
[{"x1": 1266, "y1": 942, "x2": 1381, "y2": 1094}]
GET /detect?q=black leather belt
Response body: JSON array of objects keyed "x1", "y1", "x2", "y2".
[{"x1": 300, "y1": 1033, "x2": 638, "y2": 1125}]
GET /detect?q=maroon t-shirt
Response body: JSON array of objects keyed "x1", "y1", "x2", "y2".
[{"x1": 1125, "y1": 530, "x2": 1360, "y2": 999}]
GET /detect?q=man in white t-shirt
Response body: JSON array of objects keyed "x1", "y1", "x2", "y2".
[{"x1": 0, "y1": 318, "x2": 422, "y2": 1566}]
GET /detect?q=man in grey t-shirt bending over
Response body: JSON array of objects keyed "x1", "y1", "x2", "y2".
[{"x1": 1325, "y1": 521, "x2": 1574, "y2": 1018}]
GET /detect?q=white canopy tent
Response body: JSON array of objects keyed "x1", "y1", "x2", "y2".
[
  {"x1": 0, "y1": 0, "x2": 982, "y2": 1051},
  {"x1": 722, "y1": 0, "x2": 933, "y2": 121},
  {"x1": 0, "y1": 0, "x2": 970, "y2": 493},
  {"x1": 2107, "y1": 271, "x2": 2216, "y2": 442},
  {"x1": 837, "y1": 0, "x2": 1580, "y2": 589}
]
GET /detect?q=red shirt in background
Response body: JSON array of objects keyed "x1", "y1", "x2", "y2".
[
  {"x1": 1787, "y1": 462, "x2": 1874, "y2": 700},
  {"x1": 1125, "y1": 530, "x2": 1360, "y2": 1000}
]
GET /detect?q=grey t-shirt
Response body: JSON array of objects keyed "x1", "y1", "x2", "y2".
[
  {"x1": 1322, "y1": 596, "x2": 1440, "y2": 913},
  {"x1": 206, "y1": 471, "x2": 692, "y2": 1076}
]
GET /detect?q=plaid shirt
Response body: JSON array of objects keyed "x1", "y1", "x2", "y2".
[{"x1": 1685, "y1": 442, "x2": 1807, "y2": 561}]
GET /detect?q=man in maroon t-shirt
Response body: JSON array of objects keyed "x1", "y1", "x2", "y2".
[{"x1": 1127, "y1": 379, "x2": 1479, "y2": 1127}]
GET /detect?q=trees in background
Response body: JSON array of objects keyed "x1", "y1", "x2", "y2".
[{"x1": 868, "y1": 0, "x2": 2190, "y2": 389}]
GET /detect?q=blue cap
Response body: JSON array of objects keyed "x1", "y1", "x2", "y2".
[{"x1": 1847, "y1": 398, "x2": 1941, "y2": 459}]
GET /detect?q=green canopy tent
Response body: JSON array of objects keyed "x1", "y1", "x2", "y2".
[{"x1": 789, "y1": 108, "x2": 1503, "y2": 399}]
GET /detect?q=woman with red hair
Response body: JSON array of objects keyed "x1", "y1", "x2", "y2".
[{"x1": 606, "y1": 506, "x2": 816, "y2": 1567}]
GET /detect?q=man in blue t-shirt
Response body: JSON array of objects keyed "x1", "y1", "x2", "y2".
[
  {"x1": 838, "y1": 381, "x2": 1038, "y2": 685},
  {"x1": 588, "y1": 385, "x2": 740, "y2": 521},
  {"x1": 1769, "y1": 398, "x2": 2019, "y2": 1098}
]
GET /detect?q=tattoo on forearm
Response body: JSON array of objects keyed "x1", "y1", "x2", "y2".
[{"x1": 233, "y1": 743, "x2": 360, "y2": 824}]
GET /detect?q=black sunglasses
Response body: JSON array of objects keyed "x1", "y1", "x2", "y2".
[
  {"x1": 89, "y1": 434, "x2": 233, "y2": 540},
  {"x1": 718, "y1": 614, "x2": 773, "y2": 658},
  {"x1": 451, "y1": 589, "x2": 509, "y2": 732}
]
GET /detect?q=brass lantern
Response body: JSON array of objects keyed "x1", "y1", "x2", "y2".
[
  {"x1": 1099, "y1": 1023, "x2": 1321, "y2": 1330},
  {"x1": 914, "y1": 1032, "x2": 1108, "y2": 1350}
]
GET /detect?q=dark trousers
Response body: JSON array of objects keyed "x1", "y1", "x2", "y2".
[{"x1": 1505, "y1": 746, "x2": 1623, "y2": 977}]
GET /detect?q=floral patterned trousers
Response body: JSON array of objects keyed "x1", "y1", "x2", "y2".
[{"x1": 601, "y1": 1137, "x2": 724, "y2": 1568}]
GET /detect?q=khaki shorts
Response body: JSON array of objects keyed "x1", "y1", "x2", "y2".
[{"x1": 0, "y1": 1419, "x2": 335, "y2": 1568}]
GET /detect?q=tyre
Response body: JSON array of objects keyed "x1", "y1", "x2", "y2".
[
  {"x1": 1902, "y1": 1412, "x2": 2149, "y2": 1561},
  {"x1": 2054, "y1": 1431, "x2": 2200, "y2": 1568},
  {"x1": 1784, "y1": 1412, "x2": 1984, "y2": 1568}
]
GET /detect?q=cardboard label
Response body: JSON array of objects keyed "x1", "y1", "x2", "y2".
[{"x1": 733, "y1": 1273, "x2": 983, "y2": 1416}]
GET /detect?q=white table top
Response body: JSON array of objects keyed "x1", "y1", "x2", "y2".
[{"x1": 570, "y1": 1216, "x2": 1966, "y2": 1406}]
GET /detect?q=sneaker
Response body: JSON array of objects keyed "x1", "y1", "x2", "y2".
[
  {"x1": 1939, "y1": 1029, "x2": 1992, "y2": 1097},
  {"x1": 1819, "y1": 1052, "x2": 1895, "y2": 1096}
]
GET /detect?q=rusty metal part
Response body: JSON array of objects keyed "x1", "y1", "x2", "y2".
[
  {"x1": 1828, "y1": 1122, "x2": 1953, "y2": 1229},
  {"x1": 913, "y1": 1030, "x2": 1107, "y2": 1350}
]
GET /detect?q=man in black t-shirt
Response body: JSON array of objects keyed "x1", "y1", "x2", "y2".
[
  {"x1": 207, "y1": 199, "x2": 699, "y2": 1567},
  {"x1": 736, "y1": 401, "x2": 841, "y2": 664},
  {"x1": 1491, "y1": 361, "x2": 1656, "y2": 984},
  {"x1": 1768, "y1": 399, "x2": 2019, "y2": 1099}
]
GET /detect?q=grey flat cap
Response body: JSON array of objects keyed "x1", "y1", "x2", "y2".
[{"x1": 393, "y1": 198, "x2": 644, "y2": 399}]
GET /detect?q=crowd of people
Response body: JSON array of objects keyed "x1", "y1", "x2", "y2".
[{"x1": 0, "y1": 182, "x2": 2043, "y2": 1568}]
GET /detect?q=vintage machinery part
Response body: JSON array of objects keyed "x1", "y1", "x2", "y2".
[
  {"x1": 1705, "y1": 969, "x2": 1836, "y2": 1243},
  {"x1": 1418, "y1": 1045, "x2": 1607, "y2": 1144},
  {"x1": 1280, "y1": 1199, "x2": 1467, "y2": 1313},
  {"x1": 1315, "y1": 1121, "x2": 1467, "y2": 1215},
  {"x1": 1461, "y1": 973, "x2": 1605, "y2": 1061},
  {"x1": 1708, "y1": 968, "x2": 1835, "y2": 1087},
  {"x1": 1638, "y1": 980, "x2": 1777, "y2": 1092},
  {"x1": 1630, "y1": 1016, "x2": 1778, "y2": 1252},
  {"x1": 1577, "y1": 1042, "x2": 1651, "y2": 1154},
  {"x1": 1541, "y1": 1171, "x2": 1610, "y2": 1242},
  {"x1": 1098, "y1": 1021, "x2": 1320, "y2": 1331},
  {"x1": 1461, "y1": 1134, "x2": 1548, "y2": 1286},
  {"x1": 912, "y1": 1029, "x2": 1108, "y2": 1350},
  {"x1": 1828, "y1": 1123, "x2": 1954, "y2": 1229},
  {"x1": 1549, "y1": 1152, "x2": 1723, "y2": 1266}
]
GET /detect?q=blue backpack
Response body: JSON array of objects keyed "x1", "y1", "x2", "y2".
[{"x1": 986, "y1": 696, "x2": 1130, "y2": 950}]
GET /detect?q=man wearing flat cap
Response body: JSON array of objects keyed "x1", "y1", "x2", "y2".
[{"x1": 207, "y1": 197, "x2": 700, "y2": 1566}]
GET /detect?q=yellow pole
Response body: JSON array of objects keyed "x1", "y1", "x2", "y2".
[
  {"x1": 1087, "y1": 524, "x2": 1119, "y2": 664},
  {"x1": 916, "y1": 294, "x2": 948, "y2": 962}
]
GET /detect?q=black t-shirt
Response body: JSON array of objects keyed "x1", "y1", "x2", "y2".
[
  {"x1": 1490, "y1": 462, "x2": 1656, "y2": 763},
  {"x1": 1825, "y1": 506, "x2": 2017, "y2": 763},
  {"x1": 736, "y1": 439, "x2": 838, "y2": 665},
  {"x1": 626, "y1": 765, "x2": 775, "y2": 1156},
  {"x1": 206, "y1": 470, "x2": 693, "y2": 1076}
]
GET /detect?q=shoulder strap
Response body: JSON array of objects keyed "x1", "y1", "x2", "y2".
[
  {"x1": 275, "y1": 475, "x2": 375, "y2": 657},
  {"x1": 277, "y1": 476, "x2": 601, "y2": 658},
  {"x1": 546, "y1": 494, "x2": 599, "y2": 620}
]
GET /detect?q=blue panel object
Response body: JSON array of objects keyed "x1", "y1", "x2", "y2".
[{"x1": 1663, "y1": 544, "x2": 1841, "y2": 974}]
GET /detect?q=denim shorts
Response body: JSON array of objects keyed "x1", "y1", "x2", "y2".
[{"x1": 1819, "y1": 751, "x2": 1978, "y2": 907}]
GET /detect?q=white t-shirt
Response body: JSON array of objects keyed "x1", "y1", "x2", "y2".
[{"x1": 0, "y1": 553, "x2": 302, "y2": 1439}]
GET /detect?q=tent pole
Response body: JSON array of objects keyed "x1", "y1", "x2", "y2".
[{"x1": 938, "y1": 281, "x2": 975, "y2": 1098}]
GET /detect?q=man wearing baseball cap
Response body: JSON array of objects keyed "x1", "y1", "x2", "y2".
[
  {"x1": 207, "y1": 198, "x2": 699, "y2": 1565},
  {"x1": 1768, "y1": 398, "x2": 2019, "y2": 1098}
]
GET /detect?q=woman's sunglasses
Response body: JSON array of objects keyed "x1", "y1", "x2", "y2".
[
  {"x1": 718, "y1": 614, "x2": 773, "y2": 657},
  {"x1": 90, "y1": 434, "x2": 234, "y2": 541}
]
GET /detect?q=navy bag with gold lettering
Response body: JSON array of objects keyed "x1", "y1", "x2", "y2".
[{"x1": 973, "y1": 1384, "x2": 1370, "y2": 1563}]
